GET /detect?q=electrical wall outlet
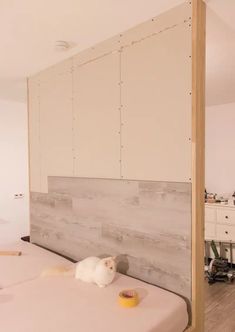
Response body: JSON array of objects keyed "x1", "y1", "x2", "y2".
[{"x1": 14, "y1": 193, "x2": 24, "y2": 199}]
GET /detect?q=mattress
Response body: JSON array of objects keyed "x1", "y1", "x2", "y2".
[
  {"x1": 0, "y1": 272, "x2": 188, "y2": 332},
  {"x1": 0, "y1": 241, "x2": 73, "y2": 288}
]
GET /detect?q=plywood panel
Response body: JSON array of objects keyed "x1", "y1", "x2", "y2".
[
  {"x1": 28, "y1": 77, "x2": 40, "y2": 192},
  {"x1": 39, "y1": 60, "x2": 73, "y2": 192},
  {"x1": 73, "y1": 53, "x2": 121, "y2": 178},
  {"x1": 73, "y1": 36, "x2": 120, "y2": 67},
  {"x1": 120, "y1": 2, "x2": 191, "y2": 49},
  {"x1": 121, "y1": 22, "x2": 192, "y2": 182},
  {"x1": 72, "y1": 2, "x2": 191, "y2": 69}
]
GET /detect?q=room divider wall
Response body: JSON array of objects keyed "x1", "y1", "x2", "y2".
[{"x1": 28, "y1": 1, "x2": 205, "y2": 330}]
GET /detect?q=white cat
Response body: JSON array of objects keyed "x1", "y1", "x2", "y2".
[
  {"x1": 41, "y1": 256, "x2": 117, "y2": 288},
  {"x1": 75, "y1": 256, "x2": 116, "y2": 287}
]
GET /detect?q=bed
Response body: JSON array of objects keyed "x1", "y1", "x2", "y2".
[
  {"x1": 0, "y1": 271, "x2": 188, "y2": 332},
  {"x1": 0, "y1": 241, "x2": 73, "y2": 288},
  {"x1": 0, "y1": 241, "x2": 188, "y2": 331}
]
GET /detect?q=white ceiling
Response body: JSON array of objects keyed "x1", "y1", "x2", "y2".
[{"x1": 0, "y1": 0, "x2": 234, "y2": 106}]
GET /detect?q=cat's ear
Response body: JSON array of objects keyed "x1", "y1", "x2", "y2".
[{"x1": 112, "y1": 256, "x2": 117, "y2": 261}]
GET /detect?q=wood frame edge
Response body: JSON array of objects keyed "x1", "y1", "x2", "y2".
[{"x1": 191, "y1": 0, "x2": 206, "y2": 331}]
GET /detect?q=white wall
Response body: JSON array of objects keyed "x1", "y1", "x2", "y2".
[
  {"x1": 206, "y1": 102, "x2": 235, "y2": 196},
  {"x1": 0, "y1": 99, "x2": 29, "y2": 244}
]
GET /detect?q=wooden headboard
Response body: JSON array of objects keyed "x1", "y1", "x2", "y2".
[{"x1": 31, "y1": 176, "x2": 191, "y2": 300}]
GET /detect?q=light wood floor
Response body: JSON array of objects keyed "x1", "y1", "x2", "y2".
[{"x1": 205, "y1": 279, "x2": 235, "y2": 332}]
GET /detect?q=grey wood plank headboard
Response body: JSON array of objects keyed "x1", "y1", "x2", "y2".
[{"x1": 30, "y1": 176, "x2": 191, "y2": 300}]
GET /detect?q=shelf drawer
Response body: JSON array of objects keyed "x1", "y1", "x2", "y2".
[
  {"x1": 205, "y1": 207, "x2": 216, "y2": 223},
  {"x1": 205, "y1": 222, "x2": 216, "y2": 239},
  {"x1": 216, "y1": 224, "x2": 235, "y2": 241},
  {"x1": 217, "y1": 209, "x2": 235, "y2": 225}
]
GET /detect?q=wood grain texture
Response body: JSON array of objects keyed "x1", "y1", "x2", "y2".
[
  {"x1": 0, "y1": 251, "x2": 22, "y2": 256},
  {"x1": 191, "y1": 0, "x2": 206, "y2": 331},
  {"x1": 205, "y1": 280, "x2": 235, "y2": 332},
  {"x1": 30, "y1": 176, "x2": 192, "y2": 300}
]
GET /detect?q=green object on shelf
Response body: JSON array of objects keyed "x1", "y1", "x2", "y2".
[{"x1": 211, "y1": 240, "x2": 220, "y2": 259}]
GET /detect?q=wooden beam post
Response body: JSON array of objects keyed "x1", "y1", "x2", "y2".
[{"x1": 191, "y1": 0, "x2": 206, "y2": 331}]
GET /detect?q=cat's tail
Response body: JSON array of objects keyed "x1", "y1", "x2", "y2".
[{"x1": 40, "y1": 265, "x2": 75, "y2": 277}]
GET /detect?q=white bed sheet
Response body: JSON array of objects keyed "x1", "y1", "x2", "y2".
[
  {"x1": 0, "y1": 272, "x2": 188, "y2": 332},
  {"x1": 0, "y1": 241, "x2": 73, "y2": 288}
]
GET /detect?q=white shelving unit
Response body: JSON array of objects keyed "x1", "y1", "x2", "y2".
[{"x1": 205, "y1": 203, "x2": 235, "y2": 262}]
